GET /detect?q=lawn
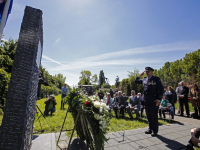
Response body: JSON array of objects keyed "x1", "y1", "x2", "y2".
[
  {"x1": 34, "y1": 95, "x2": 168, "y2": 137},
  {"x1": 0, "y1": 95, "x2": 169, "y2": 137}
]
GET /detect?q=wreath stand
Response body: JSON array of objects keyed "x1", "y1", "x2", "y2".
[{"x1": 57, "y1": 106, "x2": 97, "y2": 150}]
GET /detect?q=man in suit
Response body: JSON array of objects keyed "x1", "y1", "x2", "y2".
[
  {"x1": 135, "y1": 67, "x2": 164, "y2": 136},
  {"x1": 113, "y1": 91, "x2": 126, "y2": 118},
  {"x1": 126, "y1": 90, "x2": 141, "y2": 119},
  {"x1": 177, "y1": 81, "x2": 190, "y2": 117},
  {"x1": 98, "y1": 89, "x2": 104, "y2": 100}
]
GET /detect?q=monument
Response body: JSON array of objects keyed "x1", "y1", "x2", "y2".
[{"x1": 0, "y1": 6, "x2": 43, "y2": 150}]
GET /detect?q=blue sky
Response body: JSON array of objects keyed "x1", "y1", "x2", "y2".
[{"x1": 4, "y1": 0, "x2": 200, "y2": 86}]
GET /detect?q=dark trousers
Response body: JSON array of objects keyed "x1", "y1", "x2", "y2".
[
  {"x1": 44, "y1": 108, "x2": 56, "y2": 116},
  {"x1": 171, "y1": 102, "x2": 175, "y2": 115},
  {"x1": 180, "y1": 98, "x2": 190, "y2": 116},
  {"x1": 159, "y1": 109, "x2": 169, "y2": 118},
  {"x1": 141, "y1": 101, "x2": 145, "y2": 117},
  {"x1": 194, "y1": 107, "x2": 200, "y2": 115},
  {"x1": 145, "y1": 102, "x2": 159, "y2": 134},
  {"x1": 113, "y1": 106, "x2": 125, "y2": 118},
  {"x1": 126, "y1": 106, "x2": 139, "y2": 119},
  {"x1": 61, "y1": 100, "x2": 65, "y2": 109}
]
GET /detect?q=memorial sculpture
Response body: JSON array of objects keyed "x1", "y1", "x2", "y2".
[{"x1": 0, "y1": 6, "x2": 43, "y2": 150}]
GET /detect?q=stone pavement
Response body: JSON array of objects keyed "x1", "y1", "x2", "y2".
[
  {"x1": 105, "y1": 123, "x2": 196, "y2": 150},
  {"x1": 32, "y1": 113, "x2": 199, "y2": 150}
]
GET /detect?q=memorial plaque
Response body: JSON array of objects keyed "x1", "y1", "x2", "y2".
[{"x1": 0, "y1": 6, "x2": 43, "y2": 150}]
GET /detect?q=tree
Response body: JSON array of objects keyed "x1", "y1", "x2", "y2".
[
  {"x1": 91, "y1": 74, "x2": 98, "y2": 84},
  {"x1": 115, "y1": 76, "x2": 120, "y2": 88},
  {"x1": 101, "y1": 83, "x2": 111, "y2": 88},
  {"x1": 79, "y1": 70, "x2": 92, "y2": 85},
  {"x1": 99, "y1": 70, "x2": 105, "y2": 87}
]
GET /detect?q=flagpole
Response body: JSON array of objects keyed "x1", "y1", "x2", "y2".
[{"x1": 0, "y1": 0, "x2": 11, "y2": 39}]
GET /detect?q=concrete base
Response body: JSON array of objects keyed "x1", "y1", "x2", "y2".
[{"x1": 31, "y1": 133, "x2": 56, "y2": 150}]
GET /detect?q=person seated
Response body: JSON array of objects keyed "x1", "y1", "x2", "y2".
[
  {"x1": 113, "y1": 91, "x2": 126, "y2": 118},
  {"x1": 105, "y1": 93, "x2": 113, "y2": 113},
  {"x1": 126, "y1": 90, "x2": 141, "y2": 119},
  {"x1": 159, "y1": 95, "x2": 169, "y2": 121},
  {"x1": 138, "y1": 93, "x2": 145, "y2": 117},
  {"x1": 186, "y1": 127, "x2": 200, "y2": 150},
  {"x1": 44, "y1": 94, "x2": 57, "y2": 116}
]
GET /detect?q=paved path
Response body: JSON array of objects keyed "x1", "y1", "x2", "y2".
[{"x1": 32, "y1": 113, "x2": 199, "y2": 150}]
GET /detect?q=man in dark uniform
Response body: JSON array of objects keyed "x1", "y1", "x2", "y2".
[{"x1": 135, "y1": 67, "x2": 164, "y2": 136}]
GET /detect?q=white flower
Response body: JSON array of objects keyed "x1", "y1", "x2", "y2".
[
  {"x1": 94, "y1": 101, "x2": 101, "y2": 108},
  {"x1": 94, "y1": 113, "x2": 100, "y2": 120},
  {"x1": 101, "y1": 103, "x2": 106, "y2": 108},
  {"x1": 99, "y1": 121, "x2": 103, "y2": 124},
  {"x1": 100, "y1": 107, "x2": 103, "y2": 113},
  {"x1": 106, "y1": 106, "x2": 110, "y2": 110}
]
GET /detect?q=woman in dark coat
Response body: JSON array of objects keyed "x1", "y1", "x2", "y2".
[{"x1": 165, "y1": 86, "x2": 176, "y2": 114}]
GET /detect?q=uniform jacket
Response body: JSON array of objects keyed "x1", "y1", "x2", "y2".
[
  {"x1": 135, "y1": 76, "x2": 164, "y2": 104},
  {"x1": 45, "y1": 98, "x2": 57, "y2": 111}
]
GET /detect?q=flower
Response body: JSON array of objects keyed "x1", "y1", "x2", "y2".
[
  {"x1": 101, "y1": 103, "x2": 106, "y2": 108},
  {"x1": 85, "y1": 101, "x2": 90, "y2": 107},
  {"x1": 94, "y1": 101, "x2": 101, "y2": 108},
  {"x1": 99, "y1": 121, "x2": 103, "y2": 124},
  {"x1": 100, "y1": 107, "x2": 103, "y2": 113}
]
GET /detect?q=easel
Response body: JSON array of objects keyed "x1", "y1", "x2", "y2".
[
  {"x1": 57, "y1": 106, "x2": 96, "y2": 150},
  {"x1": 33, "y1": 104, "x2": 45, "y2": 134}
]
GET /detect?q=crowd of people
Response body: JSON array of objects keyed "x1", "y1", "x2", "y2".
[{"x1": 40, "y1": 66, "x2": 200, "y2": 149}]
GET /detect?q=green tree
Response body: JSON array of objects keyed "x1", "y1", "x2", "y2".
[
  {"x1": 91, "y1": 74, "x2": 98, "y2": 84},
  {"x1": 79, "y1": 70, "x2": 92, "y2": 85},
  {"x1": 101, "y1": 83, "x2": 111, "y2": 88},
  {"x1": 99, "y1": 70, "x2": 105, "y2": 87}
]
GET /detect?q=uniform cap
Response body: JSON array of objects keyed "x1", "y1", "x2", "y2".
[{"x1": 145, "y1": 67, "x2": 154, "y2": 71}]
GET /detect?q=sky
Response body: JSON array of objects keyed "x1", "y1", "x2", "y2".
[{"x1": 3, "y1": 0, "x2": 200, "y2": 86}]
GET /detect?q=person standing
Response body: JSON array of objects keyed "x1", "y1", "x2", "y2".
[
  {"x1": 135, "y1": 67, "x2": 164, "y2": 136},
  {"x1": 176, "y1": 83, "x2": 181, "y2": 114},
  {"x1": 110, "y1": 89, "x2": 114, "y2": 98},
  {"x1": 191, "y1": 84, "x2": 200, "y2": 118},
  {"x1": 105, "y1": 93, "x2": 113, "y2": 113},
  {"x1": 98, "y1": 89, "x2": 104, "y2": 100},
  {"x1": 61, "y1": 83, "x2": 69, "y2": 110},
  {"x1": 177, "y1": 81, "x2": 190, "y2": 117}
]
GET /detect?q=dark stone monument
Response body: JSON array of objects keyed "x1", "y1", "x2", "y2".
[{"x1": 0, "y1": 6, "x2": 43, "y2": 150}]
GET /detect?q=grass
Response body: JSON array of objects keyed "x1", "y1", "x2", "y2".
[
  {"x1": 174, "y1": 101, "x2": 194, "y2": 112},
  {"x1": 0, "y1": 95, "x2": 169, "y2": 137},
  {"x1": 34, "y1": 95, "x2": 168, "y2": 137}
]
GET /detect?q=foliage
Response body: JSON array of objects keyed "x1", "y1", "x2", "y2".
[
  {"x1": 38, "y1": 66, "x2": 69, "y2": 99},
  {"x1": 64, "y1": 88, "x2": 111, "y2": 150},
  {"x1": 0, "y1": 37, "x2": 68, "y2": 111},
  {"x1": 0, "y1": 39, "x2": 17, "y2": 111},
  {"x1": 115, "y1": 76, "x2": 120, "y2": 88},
  {"x1": 154, "y1": 49, "x2": 200, "y2": 88},
  {"x1": 78, "y1": 70, "x2": 98, "y2": 86},
  {"x1": 99, "y1": 70, "x2": 105, "y2": 87},
  {"x1": 101, "y1": 83, "x2": 111, "y2": 89}
]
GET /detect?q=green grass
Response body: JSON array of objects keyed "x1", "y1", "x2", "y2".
[
  {"x1": 0, "y1": 95, "x2": 169, "y2": 137},
  {"x1": 35, "y1": 95, "x2": 168, "y2": 136}
]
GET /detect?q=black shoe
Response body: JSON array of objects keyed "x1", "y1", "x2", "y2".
[
  {"x1": 145, "y1": 130, "x2": 152, "y2": 134},
  {"x1": 186, "y1": 143, "x2": 194, "y2": 150},
  {"x1": 187, "y1": 115, "x2": 190, "y2": 118},
  {"x1": 151, "y1": 132, "x2": 157, "y2": 137}
]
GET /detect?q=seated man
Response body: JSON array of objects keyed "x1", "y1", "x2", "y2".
[
  {"x1": 126, "y1": 90, "x2": 140, "y2": 119},
  {"x1": 105, "y1": 93, "x2": 113, "y2": 113},
  {"x1": 159, "y1": 95, "x2": 169, "y2": 121},
  {"x1": 44, "y1": 94, "x2": 57, "y2": 116},
  {"x1": 186, "y1": 127, "x2": 200, "y2": 150},
  {"x1": 113, "y1": 91, "x2": 126, "y2": 118}
]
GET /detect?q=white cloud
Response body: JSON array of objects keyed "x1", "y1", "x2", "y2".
[
  {"x1": 54, "y1": 38, "x2": 60, "y2": 45},
  {"x1": 78, "y1": 40, "x2": 200, "y2": 62}
]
